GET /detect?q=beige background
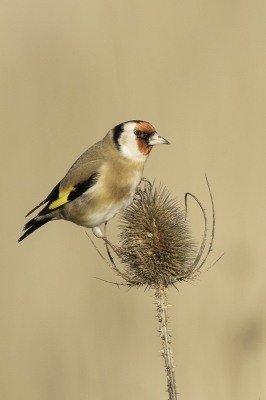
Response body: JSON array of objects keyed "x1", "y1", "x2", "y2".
[{"x1": 1, "y1": 1, "x2": 266, "y2": 399}]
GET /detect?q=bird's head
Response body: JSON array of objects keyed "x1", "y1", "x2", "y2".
[{"x1": 111, "y1": 120, "x2": 170, "y2": 161}]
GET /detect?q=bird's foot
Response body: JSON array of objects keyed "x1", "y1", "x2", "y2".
[
  {"x1": 137, "y1": 176, "x2": 152, "y2": 192},
  {"x1": 102, "y1": 237, "x2": 123, "y2": 256}
]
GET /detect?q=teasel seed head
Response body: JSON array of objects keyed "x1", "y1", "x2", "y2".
[{"x1": 118, "y1": 182, "x2": 199, "y2": 288}]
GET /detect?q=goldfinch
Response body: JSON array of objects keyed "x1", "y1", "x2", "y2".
[{"x1": 18, "y1": 120, "x2": 170, "y2": 245}]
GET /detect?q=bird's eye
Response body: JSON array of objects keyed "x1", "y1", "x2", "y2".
[{"x1": 135, "y1": 130, "x2": 142, "y2": 137}]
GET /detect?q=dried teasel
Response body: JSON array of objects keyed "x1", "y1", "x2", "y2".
[
  {"x1": 108, "y1": 178, "x2": 214, "y2": 288},
  {"x1": 118, "y1": 183, "x2": 197, "y2": 287}
]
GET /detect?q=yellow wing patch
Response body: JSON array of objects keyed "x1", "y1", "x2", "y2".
[{"x1": 48, "y1": 187, "x2": 75, "y2": 210}]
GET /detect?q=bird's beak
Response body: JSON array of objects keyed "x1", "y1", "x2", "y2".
[{"x1": 148, "y1": 132, "x2": 170, "y2": 146}]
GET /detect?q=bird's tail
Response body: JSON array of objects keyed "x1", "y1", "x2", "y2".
[{"x1": 18, "y1": 216, "x2": 52, "y2": 242}]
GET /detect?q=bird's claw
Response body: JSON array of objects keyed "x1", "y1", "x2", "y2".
[
  {"x1": 102, "y1": 237, "x2": 123, "y2": 256},
  {"x1": 137, "y1": 177, "x2": 152, "y2": 192}
]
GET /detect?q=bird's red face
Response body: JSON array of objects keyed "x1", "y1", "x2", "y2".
[
  {"x1": 134, "y1": 121, "x2": 156, "y2": 134},
  {"x1": 134, "y1": 121, "x2": 156, "y2": 155}
]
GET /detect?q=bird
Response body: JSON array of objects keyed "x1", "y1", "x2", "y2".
[{"x1": 18, "y1": 120, "x2": 170, "y2": 250}]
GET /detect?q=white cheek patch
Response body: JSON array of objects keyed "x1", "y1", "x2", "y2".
[{"x1": 119, "y1": 133, "x2": 148, "y2": 161}]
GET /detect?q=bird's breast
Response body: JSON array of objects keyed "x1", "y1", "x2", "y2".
[{"x1": 97, "y1": 160, "x2": 143, "y2": 205}]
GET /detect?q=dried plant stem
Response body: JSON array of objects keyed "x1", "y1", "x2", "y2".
[
  {"x1": 90, "y1": 180, "x2": 218, "y2": 399},
  {"x1": 155, "y1": 286, "x2": 178, "y2": 400}
]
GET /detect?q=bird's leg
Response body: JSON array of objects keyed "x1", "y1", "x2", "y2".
[
  {"x1": 103, "y1": 221, "x2": 108, "y2": 236},
  {"x1": 92, "y1": 224, "x2": 122, "y2": 256}
]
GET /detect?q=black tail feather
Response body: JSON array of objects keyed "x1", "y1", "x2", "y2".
[
  {"x1": 18, "y1": 217, "x2": 52, "y2": 242},
  {"x1": 25, "y1": 199, "x2": 47, "y2": 217},
  {"x1": 25, "y1": 181, "x2": 61, "y2": 217}
]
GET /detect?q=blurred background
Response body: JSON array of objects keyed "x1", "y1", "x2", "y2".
[{"x1": 1, "y1": 0, "x2": 266, "y2": 399}]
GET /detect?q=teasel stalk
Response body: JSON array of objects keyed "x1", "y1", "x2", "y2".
[{"x1": 89, "y1": 177, "x2": 217, "y2": 400}]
